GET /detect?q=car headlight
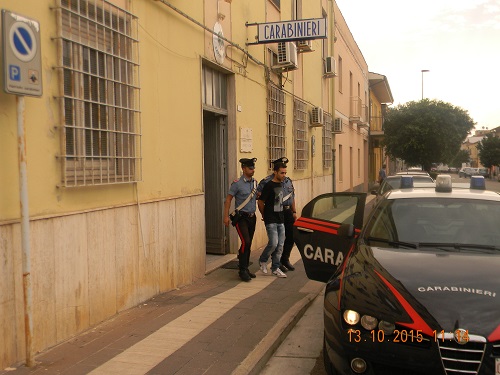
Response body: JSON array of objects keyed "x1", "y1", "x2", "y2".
[
  {"x1": 360, "y1": 315, "x2": 378, "y2": 330},
  {"x1": 343, "y1": 310, "x2": 360, "y2": 325},
  {"x1": 378, "y1": 320, "x2": 395, "y2": 335}
]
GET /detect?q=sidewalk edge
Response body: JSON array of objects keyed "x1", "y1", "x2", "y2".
[{"x1": 231, "y1": 282, "x2": 324, "y2": 375}]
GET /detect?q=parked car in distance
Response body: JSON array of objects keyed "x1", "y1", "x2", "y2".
[
  {"x1": 458, "y1": 167, "x2": 479, "y2": 178},
  {"x1": 372, "y1": 175, "x2": 435, "y2": 203},
  {"x1": 478, "y1": 168, "x2": 490, "y2": 178},
  {"x1": 396, "y1": 171, "x2": 431, "y2": 177}
]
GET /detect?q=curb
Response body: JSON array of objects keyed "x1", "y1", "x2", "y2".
[{"x1": 231, "y1": 281, "x2": 324, "y2": 375}]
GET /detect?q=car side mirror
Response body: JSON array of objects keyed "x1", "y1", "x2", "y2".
[{"x1": 337, "y1": 223, "x2": 355, "y2": 238}]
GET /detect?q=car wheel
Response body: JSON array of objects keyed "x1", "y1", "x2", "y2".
[{"x1": 323, "y1": 335, "x2": 339, "y2": 375}]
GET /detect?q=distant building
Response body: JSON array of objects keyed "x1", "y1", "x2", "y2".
[{"x1": 462, "y1": 136, "x2": 485, "y2": 168}]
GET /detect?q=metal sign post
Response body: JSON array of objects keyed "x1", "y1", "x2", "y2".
[{"x1": 2, "y1": 9, "x2": 43, "y2": 367}]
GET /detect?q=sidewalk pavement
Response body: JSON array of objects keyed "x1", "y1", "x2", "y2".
[{"x1": 2, "y1": 249, "x2": 324, "y2": 375}]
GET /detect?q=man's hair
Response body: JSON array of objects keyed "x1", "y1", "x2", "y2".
[{"x1": 273, "y1": 162, "x2": 287, "y2": 171}]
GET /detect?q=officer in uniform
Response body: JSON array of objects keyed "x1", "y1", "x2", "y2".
[
  {"x1": 223, "y1": 158, "x2": 258, "y2": 282},
  {"x1": 257, "y1": 157, "x2": 297, "y2": 273}
]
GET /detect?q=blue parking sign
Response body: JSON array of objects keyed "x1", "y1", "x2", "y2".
[
  {"x1": 9, "y1": 65, "x2": 21, "y2": 81},
  {"x1": 2, "y1": 10, "x2": 42, "y2": 96}
]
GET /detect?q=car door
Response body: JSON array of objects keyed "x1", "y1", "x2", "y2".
[{"x1": 293, "y1": 193, "x2": 366, "y2": 283}]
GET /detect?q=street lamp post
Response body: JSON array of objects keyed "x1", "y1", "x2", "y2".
[{"x1": 421, "y1": 69, "x2": 429, "y2": 100}]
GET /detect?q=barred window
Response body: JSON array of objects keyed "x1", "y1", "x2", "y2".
[
  {"x1": 293, "y1": 99, "x2": 308, "y2": 170},
  {"x1": 56, "y1": 0, "x2": 141, "y2": 186},
  {"x1": 323, "y1": 112, "x2": 333, "y2": 168},
  {"x1": 268, "y1": 84, "x2": 286, "y2": 167}
]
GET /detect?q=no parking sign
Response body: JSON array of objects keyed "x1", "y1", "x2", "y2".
[{"x1": 2, "y1": 9, "x2": 42, "y2": 97}]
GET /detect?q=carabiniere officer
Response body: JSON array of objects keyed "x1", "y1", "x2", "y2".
[{"x1": 223, "y1": 158, "x2": 258, "y2": 282}]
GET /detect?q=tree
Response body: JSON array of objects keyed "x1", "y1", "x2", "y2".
[
  {"x1": 449, "y1": 149, "x2": 471, "y2": 168},
  {"x1": 477, "y1": 134, "x2": 500, "y2": 172},
  {"x1": 382, "y1": 99, "x2": 475, "y2": 171}
]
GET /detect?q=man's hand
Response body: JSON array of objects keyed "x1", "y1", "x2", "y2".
[{"x1": 224, "y1": 216, "x2": 230, "y2": 227}]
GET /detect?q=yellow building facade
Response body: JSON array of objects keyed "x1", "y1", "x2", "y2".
[{"x1": 0, "y1": 0, "x2": 381, "y2": 367}]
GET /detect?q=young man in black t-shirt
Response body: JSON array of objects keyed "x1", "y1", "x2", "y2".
[{"x1": 257, "y1": 162, "x2": 287, "y2": 278}]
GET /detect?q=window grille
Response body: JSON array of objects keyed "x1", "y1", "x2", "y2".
[
  {"x1": 267, "y1": 84, "x2": 286, "y2": 168},
  {"x1": 323, "y1": 112, "x2": 333, "y2": 168},
  {"x1": 293, "y1": 99, "x2": 308, "y2": 170},
  {"x1": 55, "y1": 0, "x2": 141, "y2": 186},
  {"x1": 202, "y1": 65, "x2": 227, "y2": 110}
]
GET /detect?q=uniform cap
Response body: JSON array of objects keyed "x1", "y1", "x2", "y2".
[
  {"x1": 272, "y1": 157, "x2": 289, "y2": 165},
  {"x1": 240, "y1": 158, "x2": 257, "y2": 168}
]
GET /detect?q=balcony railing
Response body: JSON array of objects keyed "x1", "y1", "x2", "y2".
[
  {"x1": 350, "y1": 96, "x2": 368, "y2": 124},
  {"x1": 370, "y1": 116, "x2": 383, "y2": 133}
]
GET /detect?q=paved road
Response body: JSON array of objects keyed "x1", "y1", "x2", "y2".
[{"x1": 265, "y1": 175, "x2": 500, "y2": 375}]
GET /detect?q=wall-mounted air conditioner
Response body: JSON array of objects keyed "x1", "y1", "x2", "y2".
[
  {"x1": 324, "y1": 56, "x2": 337, "y2": 77},
  {"x1": 277, "y1": 42, "x2": 298, "y2": 70},
  {"x1": 333, "y1": 118, "x2": 343, "y2": 133},
  {"x1": 297, "y1": 40, "x2": 313, "y2": 53},
  {"x1": 310, "y1": 107, "x2": 324, "y2": 127}
]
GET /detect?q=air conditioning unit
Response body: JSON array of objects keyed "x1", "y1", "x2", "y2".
[
  {"x1": 310, "y1": 107, "x2": 324, "y2": 127},
  {"x1": 333, "y1": 118, "x2": 343, "y2": 133},
  {"x1": 277, "y1": 42, "x2": 298, "y2": 70},
  {"x1": 297, "y1": 39, "x2": 313, "y2": 53},
  {"x1": 324, "y1": 56, "x2": 337, "y2": 77}
]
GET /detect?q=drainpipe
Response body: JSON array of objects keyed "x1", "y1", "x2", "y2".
[
  {"x1": 17, "y1": 95, "x2": 34, "y2": 367},
  {"x1": 329, "y1": 0, "x2": 336, "y2": 192}
]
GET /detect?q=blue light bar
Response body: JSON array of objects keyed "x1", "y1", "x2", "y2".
[
  {"x1": 470, "y1": 176, "x2": 486, "y2": 190},
  {"x1": 400, "y1": 175, "x2": 413, "y2": 189}
]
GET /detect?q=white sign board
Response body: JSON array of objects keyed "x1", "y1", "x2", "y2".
[
  {"x1": 240, "y1": 127, "x2": 253, "y2": 152},
  {"x1": 2, "y1": 9, "x2": 42, "y2": 97},
  {"x1": 257, "y1": 18, "x2": 327, "y2": 44}
]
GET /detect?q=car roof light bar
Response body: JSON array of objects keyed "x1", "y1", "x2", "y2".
[
  {"x1": 470, "y1": 175, "x2": 486, "y2": 190},
  {"x1": 435, "y1": 175, "x2": 452, "y2": 192},
  {"x1": 400, "y1": 175, "x2": 413, "y2": 189}
]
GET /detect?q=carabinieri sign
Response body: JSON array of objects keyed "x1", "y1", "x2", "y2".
[{"x1": 255, "y1": 18, "x2": 327, "y2": 44}]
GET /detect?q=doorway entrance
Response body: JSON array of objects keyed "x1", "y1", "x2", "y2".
[{"x1": 203, "y1": 111, "x2": 228, "y2": 254}]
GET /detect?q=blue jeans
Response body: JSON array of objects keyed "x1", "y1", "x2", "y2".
[{"x1": 259, "y1": 223, "x2": 285, "y2": 271}]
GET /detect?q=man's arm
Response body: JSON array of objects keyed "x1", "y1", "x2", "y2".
[
  {"x1": 223, "y1": 194, "x2": 233, "y2": 227},
  {"x1": 257, "y1": 200, "x2": 265, "y2": 217}
]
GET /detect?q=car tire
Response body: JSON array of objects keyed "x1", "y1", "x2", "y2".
[{"x1": 323, "y1": 335, "x2": 339, "y2": 375}]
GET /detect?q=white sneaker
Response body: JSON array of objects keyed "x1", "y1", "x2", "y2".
[
  {"x1": 260, "y1": 261, "x2": 268, "y2": 274},
  {"x1": 272, "y1": 268, "x2": 287, "y2": 278}
]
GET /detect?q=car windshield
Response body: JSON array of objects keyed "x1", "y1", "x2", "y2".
[{"x1": 364, "y1": 198, "x2": 500, "y2": 251}]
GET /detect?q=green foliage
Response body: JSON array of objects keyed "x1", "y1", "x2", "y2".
[
  {"x1": 449, "y1": 149, "x2": 471, "y2": 168},
  {"x1": 383, "y1": 99, "x2": 475, "y2": 171},
  {"x1": 477, "y1": 134, "x2": 500, "y2": 169}
]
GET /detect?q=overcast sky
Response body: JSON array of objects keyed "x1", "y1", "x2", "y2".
[{"x1": 335, "y1": 0, "x2": 500, "y2": 130}]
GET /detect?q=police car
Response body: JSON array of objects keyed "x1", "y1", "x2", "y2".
[{"x1": 294, "y1": 175, "x2": 500, "y2": 375}]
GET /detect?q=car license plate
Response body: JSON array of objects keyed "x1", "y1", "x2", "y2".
[{"x1": 496, "y1": 358, "x2": 500, "y2": 375}]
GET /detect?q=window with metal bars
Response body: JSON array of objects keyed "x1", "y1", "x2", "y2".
[
  {"x1": 323, "y1": 112, "x2": 333, "y2": 168},
  {"x1": 293, "y1": 99, "x2": 308, "y2": 170},
  {"x1": 267, "y1": 84, "x2": 286, "y2": 168},
  {"x1": 56, "y1": 0, "x2": 141, "y2": 186}
]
